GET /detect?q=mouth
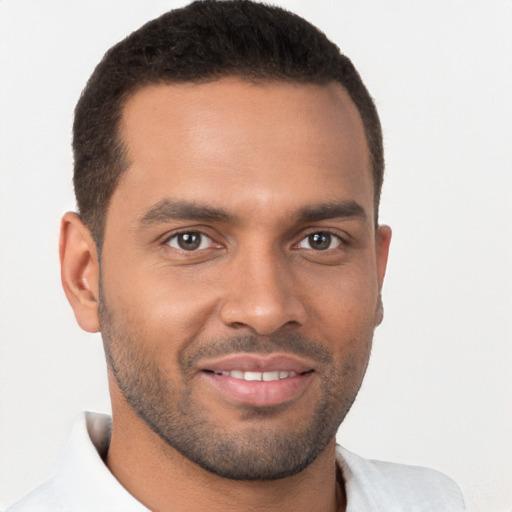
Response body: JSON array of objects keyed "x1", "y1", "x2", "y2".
[
  {"x1": 204, "y1": 369, "x2": 305, "y2": 381},
  {"x1": 198, "y1": 354, "x2": 315, "y2": 407}
]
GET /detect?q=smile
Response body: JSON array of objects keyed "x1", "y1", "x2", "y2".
[
  {"x1": 198, "y1": 354, "x2": 316, "y2": 407},
  {"x1": 206, "y1": 370, "x2": 298, "y2": 381}
]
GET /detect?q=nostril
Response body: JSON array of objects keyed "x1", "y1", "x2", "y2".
[{"x1": 219, "y1": 287, "x2": 307, "y2": 336}]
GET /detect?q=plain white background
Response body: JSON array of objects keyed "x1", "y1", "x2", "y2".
[{"x1": 0, "y1": 1, "x2": 510, "y2": 510}]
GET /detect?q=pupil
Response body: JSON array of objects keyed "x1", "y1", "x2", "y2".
[
  {"x1": 178, "y1": 233, "x2": 201, "y2": 250},
  {"x1": 310, "y1": 232, "x2": 330, "y2": 250}
]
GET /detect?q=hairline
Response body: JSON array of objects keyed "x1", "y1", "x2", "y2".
[{"x1": 91, "y1": 74, "x2": 380, "y2": 252}]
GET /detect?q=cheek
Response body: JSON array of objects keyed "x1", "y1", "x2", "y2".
[
  {"x1": 301, "y1": 265, "x2": 378, "y2": 367},
  {"x1": 103, "y1": 262, "x2": 220, "y2": 348},
  {"x1": 302, "y1": 262, "x2": 380, "y2": 325}
]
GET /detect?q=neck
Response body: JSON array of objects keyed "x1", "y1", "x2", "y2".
[{"x1": 106, "y1": 396, "x2": 345, "y2": 512}]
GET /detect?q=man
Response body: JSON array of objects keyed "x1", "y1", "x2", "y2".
[{"x1": 7, "y1": 1, "x2": 464, "y2": 510}]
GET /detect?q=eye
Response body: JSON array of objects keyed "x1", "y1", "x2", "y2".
[
  {"x1": 297, "y1": 232, "x2": 342, "y2": 251},
  {"x1": 166, "y1": 232, "x2": 214, "y2": 251}
]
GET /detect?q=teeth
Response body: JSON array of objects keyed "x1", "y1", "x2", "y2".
[
  {"x1": 244, "y1": 371, "x2": 262, "y2": 381},
  {"x1": 212, "y1": 370, "x2": 297, "y2": 381},
  {"x1": 262, "y1": 371, "x2": 279, "y2": 381}
]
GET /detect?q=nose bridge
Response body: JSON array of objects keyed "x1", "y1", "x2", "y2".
[{"x1": 220, "y1": 241, "x2": 305, "y2": 335}]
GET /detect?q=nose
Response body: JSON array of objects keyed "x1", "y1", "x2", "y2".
[{"x1": 219, "y1": 247, "x2": 306, "y2": 336}]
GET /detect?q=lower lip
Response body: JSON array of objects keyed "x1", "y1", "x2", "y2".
[{"x1": 200, "y1": 371, "x2": 313, "y2": 407}]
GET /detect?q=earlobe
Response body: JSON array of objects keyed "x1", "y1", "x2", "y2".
[
  {"x1": 374, "y1": 225, "x2": 392, "y2": 326},
  {"x1": 59, "y1": 212, "x2": 100, "y2": 333}
]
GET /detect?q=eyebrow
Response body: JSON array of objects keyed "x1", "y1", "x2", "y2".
[
  {"x1": 295, "y1": 201, "x2": 367, "y2": 223},
  {"x1": 138, "y1": 199, "x2": 233, "y2": 226},
  {"x1": 138, "y1": 198, "x2": 367, "y2": 227}
]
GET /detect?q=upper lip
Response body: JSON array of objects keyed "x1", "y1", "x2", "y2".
[{"x1": 199, "y1": 353, "x2": 315, "y2": 374}]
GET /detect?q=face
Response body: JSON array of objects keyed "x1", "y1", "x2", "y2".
[{"x1": 97, "y1": 79, "x2": 390, "y2": 480}]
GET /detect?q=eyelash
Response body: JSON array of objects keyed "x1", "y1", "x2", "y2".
[
  {"x1": 163, "y1": 230, "x2": 218, "y2": 252},
  {"x1": 296, "y1": 230, "x2": 345, "y2": 250},
  {"x1": 162, "y1": 229, "x2": 347, "y2": 253}
]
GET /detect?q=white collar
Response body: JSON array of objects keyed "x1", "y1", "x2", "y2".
[{"x1": 10, "y1": 411, "x2": 464, "y2": 511}]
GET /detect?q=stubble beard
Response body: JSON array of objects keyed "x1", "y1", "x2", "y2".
[{"x1": 99, "y1": 297, "x2": 372, "y2": 481}]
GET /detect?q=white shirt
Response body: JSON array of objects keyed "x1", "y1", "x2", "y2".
[{"x1": 7, "y1": 412, "x2": 465, "y2": 511}]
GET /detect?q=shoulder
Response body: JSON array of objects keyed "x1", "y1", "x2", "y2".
[
  {"x1": 4, "y1": 412, "x2": 146, "y2": 512},
  {"x1": 5, "y1": 480, "x2": 63, "y2": 512},
  {"x1": 4, "y1": 412, "x2": 103, "y2": 511},
  {"x1": 336, "y1": 446, "x2": 465, "y2": 511}
]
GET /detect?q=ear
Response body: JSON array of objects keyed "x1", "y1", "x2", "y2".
[
  {"x1": 59, "y1": 212, "x2": 100, "y2": 333},
  {"x1": 374, "y1": 224, "x2": 392, "y2": 326}
]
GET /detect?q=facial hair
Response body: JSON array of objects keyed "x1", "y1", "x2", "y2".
[{"x1": 99, "y1": 296, "x2": 372, "y2": 481}]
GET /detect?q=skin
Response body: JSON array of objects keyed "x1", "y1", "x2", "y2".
[{"x1": 60, "y1": 78, "x2": 391, "y2": 512}]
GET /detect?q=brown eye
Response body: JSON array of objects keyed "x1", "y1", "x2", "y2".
[
  {"x1": 309, "y1": 233, "x2": 331, "y2": 250},
  {"x1": 167, "y1": 232, "x2": 210, "y2": 251},
  {"x1": 297, "y1": 232, "x2": 341, "y2": 251}
]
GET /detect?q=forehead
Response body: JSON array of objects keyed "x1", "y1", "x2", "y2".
[{"x1": 112, "y1": 78, "x2": 373, "y2": 223}]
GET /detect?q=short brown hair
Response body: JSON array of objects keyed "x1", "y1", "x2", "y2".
[{"x1": 73, "y1": 0, "x2": 384, "y2": 248}]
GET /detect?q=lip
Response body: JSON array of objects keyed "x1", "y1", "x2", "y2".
[
  {"x1": 199, "y1": 353, "x2": 315, "y2": 374},
  {"x1": 198, "y1": 353, "x2": 315, "y2": 407}
]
